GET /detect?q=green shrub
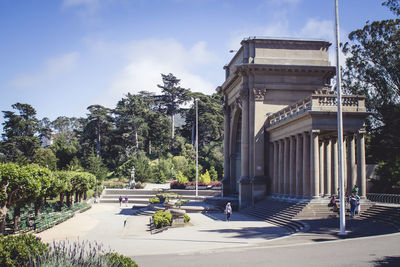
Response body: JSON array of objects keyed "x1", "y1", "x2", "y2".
[
  {"x1": 105, "y1": 252, "x2": 138, "y2": 267},
  {"x1": 149, "y1": 197, "x2": 160, "y2": 204},
  {"x1": 0, "y1": 234, "x2": 49, "y2": 267},
  {"x1": 199, "y1": 169, "x2": 211, "y2": 184},
  {"x1": 184, "y1": 213, "x2": 191, "y2": 223},
  {"x1": 152, "y1": 210, "x2": 172, "y2": 228},
  {"x1": 209, "y1": 166, "x2": 218, "y2": 181},
  {"x1": 176, "y1": 171, "x2": 188, "y2": 183}
]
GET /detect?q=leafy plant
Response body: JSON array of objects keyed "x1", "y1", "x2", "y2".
[
  {"x1": 199, "y1": 170, "x2": 211, "y2": 184},
  {"x1": 184, "y1": 213, "x2": 191, "y2": 223},
  {"x1": 152, "y1": 210, "x2": 172, "y2": 228},
  {"x1": 149, "y1": 197, "x2": 160, "y2": 204},
  {"x1": 0, "y1": 234, "x2": 49, "y2": 267},
  {"x1": 34, "y1": 240, "x2": 138, "y2": 267},
  {"x1": 176, "y1": 171, "x2": 188, "y2": 183}
]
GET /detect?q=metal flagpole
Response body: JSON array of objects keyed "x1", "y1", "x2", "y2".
[
  {"x1": 335, "y1": 0, "x2": 346, "y2": 235},
  {"x1": 195, "y1": 99, "x2": 199, "y2": 197}
]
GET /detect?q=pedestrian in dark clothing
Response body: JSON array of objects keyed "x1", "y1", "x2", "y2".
[
  {"x1": 125, "y1": 196, "x2": 128, "y2": 207},
  {"x1": 119, "y1": 196, "x2": 122, "y2": 207}
]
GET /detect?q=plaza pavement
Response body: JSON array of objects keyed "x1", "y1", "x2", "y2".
[
  {"x1": 37, "y1": 203, "x2": 400, "y2": 267},
  {"x1": 37, "y1": 203, "x2": 289, "y2": 256}
]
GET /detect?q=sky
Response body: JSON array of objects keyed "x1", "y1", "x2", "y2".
[{"x1": 0, "y1": 0, "x2": 396, "y2": 129}]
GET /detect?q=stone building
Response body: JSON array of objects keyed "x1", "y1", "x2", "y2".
[{"x1": 217, "y1": 37, "x2": 368, "y2": 209}]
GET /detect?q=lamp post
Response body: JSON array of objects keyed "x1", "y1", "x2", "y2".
[
  {"x1": 335, "y1": 0, "x2": 347, "y2": 235},
  {"x1": 195, "y1": 98, "x2": 199, "y2": 198}
]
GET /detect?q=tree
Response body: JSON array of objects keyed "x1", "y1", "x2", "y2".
[
  {"x1": 84, "y1": 105, "x2": 114, "y2": 158},
  {"x1": 1, "y1": 103, "x2": 40, "y2": 163},
  {"x1": 181, "y1": 93, "x2": 224, "y2": 146},
  {"x1": 50, "y1": 134, "x2": 80, "y2": 170},
  {"x1": 0, "y1": 163, "x2": 41, "y2": 232},
  {"x1": 157, "y1": 73, "x2": 191, "y2": 151},
  {"x1": 114, "y1": 93, "x2": 149, "y2": 159},
  {"x1": 84, "y1": 151, "x2": 108, "y2": 182},
  {"x1": 342, "y1": 0, "x2": 400, "y2": 192},
  {"x1": 33, "y1": 148, "x2": 57, "y2": 171}
]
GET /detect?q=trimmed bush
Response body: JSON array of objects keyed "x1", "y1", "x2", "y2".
[
  {"x1": 0, "y1": 234, "x2": 49, "y2": 267},
  {"x1": 105, "y1": 252, "x2": 138, "y2": 267},
  {"x1": 184, "y1": 213, "x2": 191, "y2": 223},
  {"x1": 152, "y1": 210, "x2": 172, "y2": 228},
  {"x1": 149, "y1": 197, "x2": 160, "y2": 204}
]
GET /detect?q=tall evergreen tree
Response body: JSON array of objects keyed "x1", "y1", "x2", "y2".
[
  {"x1": 83, "y1": 105, "x2": 114, "y2": 158},
  {"x1": 157, "y1": 73, "x2": 191, "y2": 151},
  {"x1": 0, "y1": 103, "x2": 40, "y2": 163},
  {"x1": 342, "y1": 0, "x2": 400, "y2": 192}
]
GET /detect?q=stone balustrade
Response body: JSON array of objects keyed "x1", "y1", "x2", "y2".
[{"x1": 269, "y1": 93, "x2": 366, "y2": 126}]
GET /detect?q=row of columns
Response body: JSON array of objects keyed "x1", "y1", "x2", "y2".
[{"x1": 270, "y1": 130, "x2": 366, "y2": 198}]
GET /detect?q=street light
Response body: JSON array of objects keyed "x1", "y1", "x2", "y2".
[
  {"x1": 195, "y1": 98, "x2": 199, "y2": 197},
  {"x1": 335, "y1": 0, "x2": 347, "y2": 235}
]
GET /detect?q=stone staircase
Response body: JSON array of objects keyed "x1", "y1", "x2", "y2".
[
  {"x1": 243, "y1": 197, "x2": 377, "y2": 233},
  {"x1": 100, "y1": 188, "x2": 221, "y2": 211},
  {"x1": 359, "y1": 204, "x2": 400, "y2": 231},
  {"x1": 243, "y1": 198, "x2": 308, "y2": 233}
]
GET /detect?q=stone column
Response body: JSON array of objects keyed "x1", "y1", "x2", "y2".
[
  {"x1": 302, "y1": 132, "x2": 310, "y2": 197},
  {"x1": 222, "y1": 103, "x2": 231, "y2": 196},
  {"x1": 269, "y1": 142, "x2": 274, "y2": 193},
  {"x1": 289, "y1": 136, "x2": 296, "y2": 197},
  {"x1": 279, "y1": 139, "x2": 284, "y2": 194},
  {"x1": 332, "y1": 137, "x2": 339, "y2": 195},
  {"x1": 239, "y1": 85, "x2": 252, "y2": 208},
  {"x1": 357, "y1": 130, "x2": 366, "y2": 198},
  {"x1": 284, "y1": 137, "x2": 290, "y2": 195},
  {"x1": 343, "y1": 137, "x2": 348, "y2": 195},
  {"x1": 349, "y1": 134, "x2": 357, "y2": 192},
  {"x1": 319, "y1": 141, "x2": 325, "y2": 196},
  {"x1": 326, "y1": 139, "x2": 332, "y2": 196},
  {"x1": 311, "y1": 130, "x2": 320, "y2": 198},
  {"x1": 296, "y1": 134, "x2": 303, "y2": 196},
  {"x1": 273, "y1": 141, "x2": 279, "y2": 194}
]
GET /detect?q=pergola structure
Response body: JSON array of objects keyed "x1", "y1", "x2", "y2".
[{"x1": 217, "y1": 37, "x2": 369, "y2": 209}]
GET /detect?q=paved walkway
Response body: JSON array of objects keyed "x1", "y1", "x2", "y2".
[
  {"x1": 37, "y1": 203, "x2": 400, "y2": 266},
  {"x1": 38, "y1": 203, "x2": 288, "y2": 257}
]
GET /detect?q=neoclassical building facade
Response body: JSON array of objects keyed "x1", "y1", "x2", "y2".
[{"x1": 217, "y1": 37, "x2": 368, "y2": 209}]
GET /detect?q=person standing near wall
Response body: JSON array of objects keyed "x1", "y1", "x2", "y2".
[{"x1": 225, "y1": 202, "x2": 232, "y2": 221}]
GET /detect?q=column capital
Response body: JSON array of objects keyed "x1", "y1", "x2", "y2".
[
  {"x1": 358, "y1": 129, "x2": 367, "y2": 135},
  {"x1": 311, "y1": 129, "x2": 320, "y2": 136}
]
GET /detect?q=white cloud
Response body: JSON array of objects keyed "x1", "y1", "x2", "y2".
[
  {"x1": 10, "y1": 52, "x2": 79, "y2": 88},
  {"x1": 298, "y1": 18, "x2": 348, "y2": 66},
  {"x1": 97, "y1": 38, "x2": 217, "y2": 107}
]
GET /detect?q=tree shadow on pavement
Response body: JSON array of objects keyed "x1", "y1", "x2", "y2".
[
  {"x1": 372, "y1": 256, "x2": 400, "y2": 266},
  {"x1": 117, "y1": 208, "x2": 137, "y2": 215},
  {"x1": 202, "y1": 211, "x2": 265, "y2": 222},
  {"x1": 298, "y1": 217, "x2": 398, "y2": 239},
  {"x1": 199, "y1": 226, "x2": 289, "y2": 240}
]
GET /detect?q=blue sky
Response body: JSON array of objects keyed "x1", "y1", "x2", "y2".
[{"x1": 0, "y1": 0, "x2": 396, "y2": 128}]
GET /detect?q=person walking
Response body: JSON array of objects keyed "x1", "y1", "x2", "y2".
[
  {"x1": 119, "y1": 196, "x2": 122, "y2": 207},
  {"x1": 349, "y1": 193, "x2": 357, "y2": 217},
  {"x1": 225, "y1": 202, "x2": 232, "y2": 221},
  {"x1": 125, "y1": 196, "x2": 128, "y2": 207},
  {"x1": 355, "y1": 194, "x2": 361, "y2": 215}
]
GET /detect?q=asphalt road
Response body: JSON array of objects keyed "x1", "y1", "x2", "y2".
[{"x1": 134, "y1": 233, "x2": 400, "y2": 267}]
